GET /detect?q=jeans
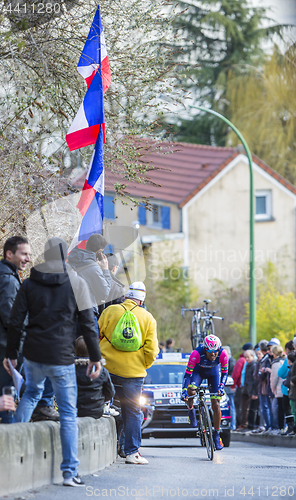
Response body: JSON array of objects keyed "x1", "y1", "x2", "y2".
[
  {"x1": 259, "y1": 394, "x2": 273, "y2": 429},
  {"x1": 0, "y1": 358, "x2": 54, "y2": 423},
  {"x1": 15, "y1": 359, "x2": 79, "y2": 479},
  {"x1": 227, "y1": 392, "x2": 236, "y2": 430},
  {"x1": 111, "y1": 374, "x2": 144, "y2": 456},
  {"x1": 271, "y1": 397, "x2": 279, "y2": 429}
]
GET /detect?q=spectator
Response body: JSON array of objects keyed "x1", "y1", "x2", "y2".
[
  {"x1": 0, "y1": 236, "x2": 58, "y2": 424},
  {"x1": 223, "y1": 345, "x2": 236, "y2": 430},
  {"x1": 75, "y1": 337, "x2": 115, "y2": 419},
  {"x1": 159, "y1": 341, "x2": 166, "y2": 354},
  {"x1": 99, "y1": 281, "x2": 158, "y2": 465},
  {"x1": 269, "y1": 344, "x2": 286, "y2": 434},
  {"x1": 4, "y1": 237, "x2": 101, "y2": 487},
  {"x1": 252, "y1": 346, "x2": 265, "y2": 433},
  {"x1": 288, "y1": 352, "x2": 296, "y2": 435},
  {"x1": 166, "y1": 338, "x2": 175, "y2": 353},
  {"x1": 98, "y1": 253, "x2": 125, "y2": 316},
  {"x1": 256, "y1": 339, "x2": 274, "y2": 433},
  {"x1": 278, "y1": 341, "x2": 295, "y2": 435},
  {"x1": 68, "y1": 234, "x2": 112, "y2": 335},
  {"x1": 232, "y1": 342, "x2": 252, "y2": 428},
  {"x1": 0, "y1": 395, "x2": 15, "y2": 412},
  {"x1": 236, "y1": 350, "x2": 257, "y2": 431}
]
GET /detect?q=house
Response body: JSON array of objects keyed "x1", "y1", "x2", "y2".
[{"x1": 73, "y1": 142, "x2": 296, "y2": 295}]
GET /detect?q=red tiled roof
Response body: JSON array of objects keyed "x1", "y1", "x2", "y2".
[{"x1": 72, "y1": 142, "x2": 296, "y2": 207}]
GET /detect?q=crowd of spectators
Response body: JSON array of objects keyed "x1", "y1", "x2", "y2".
[
  {"x1": 0, "y1": 235, "x2": 159, "y2": 487},
  {"x1": 230, "y1": 337, "x2": 296, "y2": 435}
]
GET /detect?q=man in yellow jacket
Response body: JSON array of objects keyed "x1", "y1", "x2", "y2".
[{"x1": 99, "y1": 281, "x2": 158, "y2": 465}]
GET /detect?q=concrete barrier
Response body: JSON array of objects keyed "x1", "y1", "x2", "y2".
[
  {"x1": 231, "y1": 430, "x2": 296, "y2": 448},
  {"x1": 0, "y1": 416, "x2": 117, "y2": 496}
]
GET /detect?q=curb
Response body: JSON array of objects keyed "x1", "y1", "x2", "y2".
[
  {"x1": 231, "y1": 430, "x2": 296, "y2": 448},
  {"x1": 0, "y1": 416, "x2": 117, "y2": 496}
]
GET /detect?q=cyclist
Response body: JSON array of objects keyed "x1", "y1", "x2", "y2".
[{"x1": 181, "y1": 334, "x2": 228, "y2": 450}]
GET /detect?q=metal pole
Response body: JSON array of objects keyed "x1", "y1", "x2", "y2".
[{"x1": 189, "y1": 105, "x2": 256, "y2": 346}]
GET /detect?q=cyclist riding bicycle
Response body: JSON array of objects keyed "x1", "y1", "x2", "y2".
[{"x1": 181, "y1": 334, "x2": 228, "y2": 450}]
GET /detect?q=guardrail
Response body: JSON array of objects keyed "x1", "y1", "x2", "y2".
[{"x1": 0, "y1": 416, "x2": 117, "y2": 496}]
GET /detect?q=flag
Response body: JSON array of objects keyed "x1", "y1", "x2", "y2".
[
  {"x1": 68, "y1": 127, "x2": 105, "y2": 252},
  {"x1": 66, "y1": 5, "x2": 111, "y2": 151},
  {"x1": 77, "y1": 5, "x2": 111, "y2": 92}
]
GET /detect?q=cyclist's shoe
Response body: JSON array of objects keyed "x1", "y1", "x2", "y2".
[
  {"x1": 188, "y1": 408, "x2": 197, "y2": 428},
  {"x1": 213, "y1": 430, "x2": 224, "y2": 450}
]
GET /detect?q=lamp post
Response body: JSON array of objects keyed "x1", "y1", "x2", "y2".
[
  {"x1": 189, "y1": 105, "x2": 256, "y2": 346},
  {"x1": 132, "y1": 220, "x2": 140, "y2": 281}
]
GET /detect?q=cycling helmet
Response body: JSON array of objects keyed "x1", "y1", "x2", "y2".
[{"x1": 203, "y1": 334, "x2": 222, "y2": 353}]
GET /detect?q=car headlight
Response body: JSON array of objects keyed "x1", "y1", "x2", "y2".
[{"x1": 140, "y1": 396, "x2": 146, "y2": 406}]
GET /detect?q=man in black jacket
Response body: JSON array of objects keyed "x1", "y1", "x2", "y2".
[
  {"x1": 68, "y1": 234, "x2": 112, "y2": 334},
  {"x1": 0, "y1": 236, "x2": 57, "y2": 424},
  {"x1": 4, "y1": 238, "x2": 101, "y2": 487}
]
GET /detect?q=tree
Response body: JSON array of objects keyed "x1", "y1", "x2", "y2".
[
  {"x1": 0, "y1": 0, "x2": 182, "y2": 237},
  {"x1": 145, "y1": 262, "x2": 198, "y2": 351},
  {"x1": 226, "y1": 43, "x2": 296, "y2": 184},
  {"x1": 162, "y1": 0, "x2": 284, "y2": 146}
]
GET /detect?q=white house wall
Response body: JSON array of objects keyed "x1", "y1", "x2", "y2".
[{"x1": 182, "y1": 157, "x2": 296, "y2": 295}]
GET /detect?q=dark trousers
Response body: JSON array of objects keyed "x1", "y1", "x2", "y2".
[
  {"x1": 240, "y1": 393, "x2": 251, "y2": 428},
  {"x1": 248, "y1": 398, "x2": 259, "y2": 429}
]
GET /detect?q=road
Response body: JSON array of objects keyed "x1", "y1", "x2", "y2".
[{"x1": 5, "y1": 438, "x2": 296, "y2": 500}]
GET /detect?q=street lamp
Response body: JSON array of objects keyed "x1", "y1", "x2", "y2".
[
  {"x1": 132, "y1": 220, "x2": 140, "y2": 281},
  {"x1": 189, "y1": 105, "x2": 256, "y2": 346}
]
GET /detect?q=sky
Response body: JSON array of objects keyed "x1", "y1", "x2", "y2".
[{"x1": 253, "y1": 0, "x2": 296, "y2": 44}]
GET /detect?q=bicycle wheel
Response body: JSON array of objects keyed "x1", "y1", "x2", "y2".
[
  {"x1": 190, "y1": 318, "x2": 200, "y2": 350},
  {"x1": 199, "y1": 402, "x2": 214, "y2": 460}
]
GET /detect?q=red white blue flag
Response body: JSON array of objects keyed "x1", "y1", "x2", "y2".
[
  {"x1": 69, "y1": 127, "x2": 105, "y2": 252},
  {"x1": 66, "y1": 5, "x2": 111, "y2": 151},
  {"x1": 67, "y1": 5, "x2": 111, "y2": 251}
]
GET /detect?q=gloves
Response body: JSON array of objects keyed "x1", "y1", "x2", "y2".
[
  {"x1": 218, "y1": 383, "x2": 224, "y2": 395},
  {"x1": 181, "y1": 388, "x2": 188, "y2": 401}
]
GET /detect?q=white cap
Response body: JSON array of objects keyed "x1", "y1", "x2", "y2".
[
  {"x1": 293, "y1": 337, "x2": 296, "y2": 346},
  {"x1": 267, "y1": 337, "x2": 280, "y2": 346},
  {"x1": 125, "y1": 281, "x2": 146, "y2": 302}
]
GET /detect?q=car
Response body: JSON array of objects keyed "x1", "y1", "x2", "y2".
[{"x1": 140, "y1": 352, "x2": 232, "y2": 447}]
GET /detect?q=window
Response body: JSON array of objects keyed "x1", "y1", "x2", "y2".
[
  {"x1": 138, "y1": 204, "x2": 171, "y2": 229},
  {"x1": 255, "y1": 190, "x2": 273, "y2": 221},
  {"x1": 104, "y1": 195, "x2": 115, "y2": 220}
]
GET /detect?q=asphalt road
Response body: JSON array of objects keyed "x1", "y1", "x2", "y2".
[{"x1": 5, "y1": 439, "x2": 296, "y2": 500}]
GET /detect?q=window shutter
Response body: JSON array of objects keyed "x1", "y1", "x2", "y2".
[
  {"x1": 161, "y1": 206, "x2": 171, "y2": 229},
  {"x1": 138, "y1": 205, "x2": 146, "y2": 225},
  {"x1": 104, "y1": 195, "x2": 115, "y2": 219}
]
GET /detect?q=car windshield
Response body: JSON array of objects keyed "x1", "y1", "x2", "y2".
[{"x1": 144, "y1": 364, "x2": 186, "y2": 385}]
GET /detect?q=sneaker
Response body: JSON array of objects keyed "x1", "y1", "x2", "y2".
[
  {"x1": 125, "y1": 452, "x2": 148, "y2": 465},
  {"x1": 270, "y1": 429, "x2": 281, "y2": 435},
  {"x1": 118, "y1": 447, "x2": 126, "y2": 458},
  {"x1": 31, "y1": 406, "x2": 60, "y2": 422},
  {"x1": 213, "y1": 431, "x2": 224, "y2": 450},
  {"x1": 188, "y1": 408, "x2": 198, "y2": 428},
  {"x1": 109, "y1": 408, "x2": 120, "y2": 417},
  {"x1": 63, "y1": 475, "x2": 85, "y2": 487},
  {"x1": 252, "y1": 426, "x2": 265, "y2": 434}
]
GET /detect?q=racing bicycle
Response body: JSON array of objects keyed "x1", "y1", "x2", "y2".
[
  {"x1": 187, "y1": 387, "x2": 214, "y2": 461},
  {"x1": 181, "y1": 299, "x2": 224, "y2": 350}
]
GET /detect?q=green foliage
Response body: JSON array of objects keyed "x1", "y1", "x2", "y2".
[
  {"x1": 146, "y1": 263, "x2": 198, "y2": 351},
  {"x1": 163, "y1": 0, "x2": 284, "y2": 146},
  {"x1": 226, "y1": 43, "x2": 296, "y2": 184}
]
